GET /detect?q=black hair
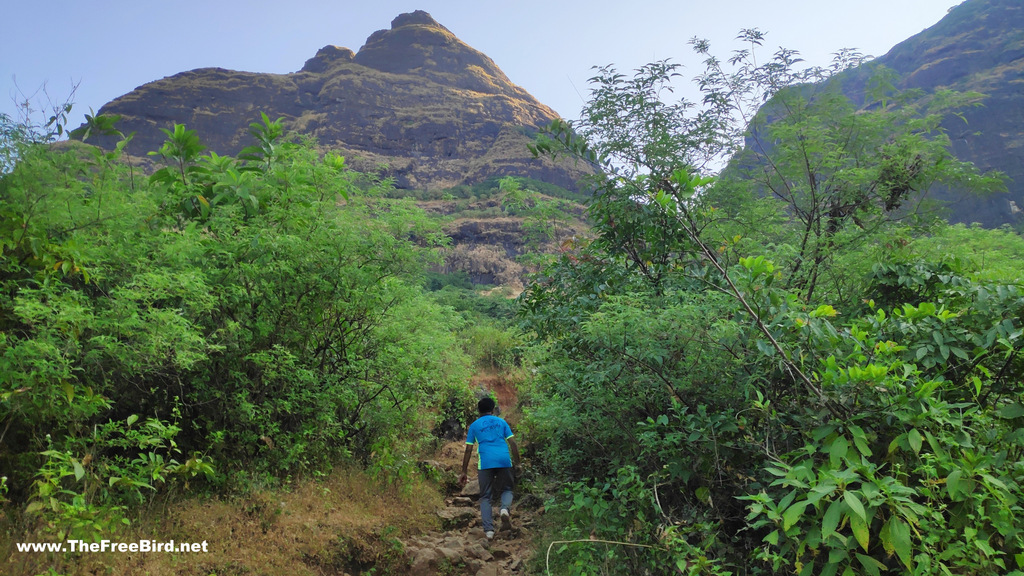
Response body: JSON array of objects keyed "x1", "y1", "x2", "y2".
[{"x1": 477, "y1": 396, "x2": 496, "y2": 414}]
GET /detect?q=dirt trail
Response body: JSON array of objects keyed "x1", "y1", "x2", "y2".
[
  {"x1": 400, "y1": 374, "x2": 538, "y2": 576},
  {"x1": 473, "y1": 372, "x2": 519, "y2": 422}
]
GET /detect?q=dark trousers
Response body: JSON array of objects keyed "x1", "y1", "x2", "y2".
[{"x1": 478, "y1": 467, "x2": 514, "y2": 531}]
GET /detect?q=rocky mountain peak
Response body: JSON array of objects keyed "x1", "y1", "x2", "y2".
[
  {"x1": 389, "y1": 9, "x2": 447, "y2": 30},
  {"x1": 80, "y1": 11, "x2": 591, "y2": 194},
  {"x1": 749, "y1": 0, "x2": 1024, "y2": 228},
  {"x1": 352, "y1": 10, "x2": 516, "y2": 95},
  {"x1": 874, "y1": 0, "x2": 1023, "y2": 91},
  {"x1": 300, "y1": 45, "x2": 355, "y2": 74},
  {"x1": 869, "y1": 0, "x2": 1024, "y2": 227}
]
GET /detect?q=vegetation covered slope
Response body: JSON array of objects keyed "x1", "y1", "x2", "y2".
[
  {"x1": 8, "y1": 5, "x2": 1024, "y2": 575},
  {"x1": 73, "y1": 10, "x2": 596, "y2": 290},
  {"x1": 520, "y1": 29, "x2": 1024, "y2": 576},
  {"x1": 0, "y1": 114, "x2": 479, "y2": 549},
  {"x1": 795, "y1": 0, "x2": 1024, "y2": 227}
]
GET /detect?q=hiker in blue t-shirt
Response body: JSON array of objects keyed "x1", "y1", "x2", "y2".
[{"x1": 459, "y1": 397, "x2": 521, "y2": 540}]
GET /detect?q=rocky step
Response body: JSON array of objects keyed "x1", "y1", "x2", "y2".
[
  {"x1": 404, "y1": 492, "x2": 531, "y2": 575},
  {"x1": 403, "y1": 532, "x2": 525, "y2": 575}
]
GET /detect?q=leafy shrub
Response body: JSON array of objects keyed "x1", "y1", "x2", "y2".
[
  {"x1": 26, "y1": 412, "x2": 212, "y2": 541},
  {"x1": 743, "y1": 295, "x2": 1024, "y2": 574},
  {"x1": 463, "y1": 324, "x2": 522, "y2": 370},
  {"x1": 0, "y1": 114, "x2": 473, "y2": 538}
]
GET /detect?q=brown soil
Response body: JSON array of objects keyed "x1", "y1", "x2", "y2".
[{"x1": 473, "y1": 372, "x2": 519, "y2": 424}]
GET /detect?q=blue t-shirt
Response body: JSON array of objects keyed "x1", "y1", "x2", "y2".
[{"x1": 466, "y1": 414, "x2": 514, "y2": 470}]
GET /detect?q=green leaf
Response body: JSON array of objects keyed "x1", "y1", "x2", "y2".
[
  {"x1": 783, "y1": 500, "x2": 809, "y2": 531},
  {"x1": 889, "y1": 517, "x2": 912, "y2": 570},
  {"x1": 998, "y1": 403, "x2": 1024, "y2": 419},
  {"x1": 829, "y1": 436, "x2": 850, "y2": 465},
  {"x1": 907, "y1": 428, "x2": 923, "y2": 454},
  {"x1": 61, "y1": 382, "x2": 74, "y2": 404},
  {"x1": 975, "y1": 538, "x2": 996, "y2": 557},
  {"x1": 822, "y1": 499, "x2": 843, "y2": 538},
  {"x1": 888, "y1": 435, "x2": 902, "y2": 454},
  {"x1": 856, "y1": 553, "x2": 886, "y2": 576},
  {"x1": 127, "y1": 414, "x2": 139, "y2": 426},
  {"x1": 695, "y1": 486, "x2": 711, "y2": 504},
  {"x1": 810, "y1": 304, "x2": 838, "y2": 318},
  {"x1": 852, "y1": 433, "x2": 872, "y2": 457},
  {"x1": 880, "y1": 519, "x2": 894, "y2": 553},
  {"x1": 828, "y1": 548, "x2": 848, "y2": 565},
  {"x1": 808, "y1": 481, "x2": 838, "y2": 504},
  {"x1": 851, "y1": 514, "x2": 870, "y2": 552},
  {"x1": 844, "y1": 491, "x2": 866, "y2": 521},
  {"x1": 946, "y1": 469, "x2": 963, "y2": 499}
]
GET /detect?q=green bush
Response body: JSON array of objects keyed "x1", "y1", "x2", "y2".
[
  {"x1": 0, "y1": 115, "x2": 473, "y2": 536},
  {"x1": 463, "y1": 324, "x2": 522, "y2": 370}
]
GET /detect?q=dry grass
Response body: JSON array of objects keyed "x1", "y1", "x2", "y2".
[{"x1": 4, "y1": 468, "x2": 443, "y2": 576}]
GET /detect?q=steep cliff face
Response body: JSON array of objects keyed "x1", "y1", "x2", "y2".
[
  {"x1": 83, "y1": 10, "x2": 592, "y2": 193},
  {"x1": 836, "y1": 0, "x2": 1023, "y2": 227}
]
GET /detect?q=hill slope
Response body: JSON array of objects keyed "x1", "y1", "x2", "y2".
[{"x1": 840, "y1": 0, "x2": 1023, "y2": 226}]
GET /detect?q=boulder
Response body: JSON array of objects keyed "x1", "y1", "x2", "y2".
[
  {"x1": 475, "y1": 565, "x2": 500, "y2": 576},
  {"x1": 460, "y1": 478, "x2": 481, "y2": 498},
  {"x1": 409, "y1": 547, "x2": 439, "y2": 576},
  {"x1": 437, "y1": 507, "x2": 476, "y2": 529}
]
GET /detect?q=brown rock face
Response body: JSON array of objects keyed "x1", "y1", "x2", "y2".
[{"x1": 82, "y1": 10, "x2": 592, "y2": 192}]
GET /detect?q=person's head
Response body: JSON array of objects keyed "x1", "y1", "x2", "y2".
[{"x1": 477, "y1": 396, "x2": 496, "y2": 415}]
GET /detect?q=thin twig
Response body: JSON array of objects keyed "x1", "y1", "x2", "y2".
[{"x1": 668, "y1": 187, "x2": 847, "y2": 420}]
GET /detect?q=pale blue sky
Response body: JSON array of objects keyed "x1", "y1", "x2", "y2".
[{"x1": 2, "y1": 0, "x2": 962, "y2": 129}]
